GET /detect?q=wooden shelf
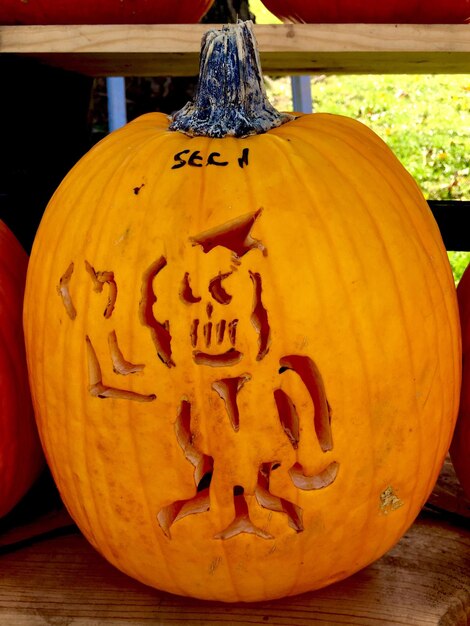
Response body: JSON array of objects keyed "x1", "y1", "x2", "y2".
[
  {"x1": 1, "y1": 23, "x2": 470, "y2": 76},
  {"x1": 1, "y1": 460, "x2": 469, "y2": 625}
]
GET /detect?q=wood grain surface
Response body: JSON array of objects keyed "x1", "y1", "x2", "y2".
[{"x1": 1, "y1": 23, "x2": 470, "y2": 75}]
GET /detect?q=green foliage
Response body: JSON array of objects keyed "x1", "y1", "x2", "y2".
[
  {"x1": 449, "y1": 251, "x2": 470, "y2": 283},
  {"x1": 310, "y1": 74, "x2": 470, "y2": 203}
]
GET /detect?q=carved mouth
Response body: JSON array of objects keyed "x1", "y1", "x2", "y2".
[{"x1": 192, "y1": 348, "x2": 243, "y2": 367}]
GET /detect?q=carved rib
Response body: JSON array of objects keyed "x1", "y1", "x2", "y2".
[
  {"x1": 139, "y1": 256, "x2": 174, "y2": 368},
  {"x1": 216, "y1": 320, "x2": 226, "y2": 344}
]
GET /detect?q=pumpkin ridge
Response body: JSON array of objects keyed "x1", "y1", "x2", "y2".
[
  {"x1": 275, "y1": 127, "x2": 387, "y2": 566},
  {"x1": 276, "y1": 117, "x2": 455, "y2": 558},
  {"x1": 309, "y1": 119, "x2": 457, "y2": 499},
  {"x1": 318, "y1": 117, "x2": 461, "y2": 472}
]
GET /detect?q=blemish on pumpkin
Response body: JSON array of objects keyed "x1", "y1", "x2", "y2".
[
  {"x1": 57, "y1": 262, "x2": 77, "y2": 320},
  {"x1": 216, "y1": 320, "x2": 226, "y2": 344},
  {"x1": 380, "y1": 486, "x2": 404, "y2": 515},
  {"x1": 190, "y1": 319, "x2": 199, "y2": 348},
  {"x1": 204, "y1": 322, "x2": 212, "y2": 347},
  {"x1": 279, "y1": 355, "x2": 333, "y2": 452},
  {"x1": 228, "y1": 319, "x2": 238, "y2": 346},
  {"x1": 108, "y1": 330, "x2": 144, "y2": 375},
  {"x1": 190, "y1": 209, "x2": 266, "y2": 259},
  {"x1": 86, "y1": 335, "x2": 156, "y2": 402},
  {"x1": 289, "y1": 461, "x2": 339, "y2": 491},
  {"x1": 212, "y1": 374, "x2": 251, "y2": 431},
  {"x1": 209, "y1": 557, "x2": 221, "y2": 575},
  {"x1": 255, "y1": 462, "x2": 303, "y2": 533},
  {"x1": 85, "y1": 260, "x2": 117, "y2": 318},
  {"x1": 214, "y1": 487, "x2": 273, "y2": 540},
  {"x1": 140, "y1": 256, "x2": 175, "y2": 367},
  {"x1": 133, "y1": 184, "x2": 145, "y2": 195}
]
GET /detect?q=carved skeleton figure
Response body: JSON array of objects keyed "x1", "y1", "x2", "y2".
[
  {"x1": 149, "y1": 210, "x2": 340, "y2": 540},
  {"x1": 61, "y1": 209, "x2": 339, "y2": 540}
]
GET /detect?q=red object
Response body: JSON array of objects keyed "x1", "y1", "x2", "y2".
[
  {"x1": 0, "y1": 0, "x2": 214, "y2": 25},
  {"x1": 260, "y1": 0, "x2": 470, "y2": 23},
  {"x1": 451, "y1": 265, "x2": 470, "y2": 498},
  {"x1": 0, "y1": 221, "x2": 44, "y2": 518}
]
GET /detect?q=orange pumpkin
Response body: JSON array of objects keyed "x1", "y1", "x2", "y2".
[
  {"x1": 0, "y1": 221, "x2": 44, "y2": 518},
  {"x1": 23, "y1": 22, "x2": 460, "y2": 602},
  {"x1": 450, "y1": 264, "x2": 470, "y2": 497},
  {"x1": 0, "y1": 0, "x2": 214, "y2": 25}
]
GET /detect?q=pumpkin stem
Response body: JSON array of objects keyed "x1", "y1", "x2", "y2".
[{"x1": 169, "y1": 20, "x2": 293, "y2": 138}]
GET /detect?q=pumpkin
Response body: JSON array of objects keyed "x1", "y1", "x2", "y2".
[
  {"x1": 23, "y1": 21, "x2": 460, "y2": 602},
  {"x1": 450, "y1": 264, "x2": 470, "y2": 497},
  {"x1": 0, "y1": 0, "x2": 214, "y2": 25},
  {"x1": 0, "y1": 221, "x2": 44, "y2": 518},
  {"x1": 260, "y1": 0, "x2": 470, "y2": 23}
]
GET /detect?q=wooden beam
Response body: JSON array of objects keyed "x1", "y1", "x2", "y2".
[{"x1": 1, "y1": 23, "x2": 470, "y2": 76}]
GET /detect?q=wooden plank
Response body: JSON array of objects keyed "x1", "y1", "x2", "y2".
[
  {"x1": 1, "y1": 23, "x2": 470, "y2": 76},
  {"x1": 0, "y1": 515, "x2": 469, "y2": 625}
]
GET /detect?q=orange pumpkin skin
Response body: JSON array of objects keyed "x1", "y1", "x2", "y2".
[
  {"x1": 0, "y1": 0, "x2": 214, "y2": 25},
  {"x1": 0, "y1": 221, "x2": 44, "y2": 518},
  {"x1": 23, "y1": 23, "x2": 460, "y2": 602},
  {"x1": 450, "y1": 265, "x2": 470, "y2": 497}
]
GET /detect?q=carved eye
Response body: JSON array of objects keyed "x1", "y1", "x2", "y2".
[
  {"x1": 180, "y1": 272, "x2": 201, "y2": 304},
  {"x1": 209, "y1": 272, "x2": 232, "y2": 304}
]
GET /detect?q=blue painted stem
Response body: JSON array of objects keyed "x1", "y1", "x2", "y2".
[{"x1": 170, "y1": 21, "x2": 293, "y2": 138}]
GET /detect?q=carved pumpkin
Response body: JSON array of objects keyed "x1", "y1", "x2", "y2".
[
  {"x1": 260, "y1": 0, "x2": 470, "y2": 23},
  {"x1": 0, "y1": 0, "x2": 214, "y2": 25},
  {"x1": 0, "y1": 221, "x2": 44, "y2": 518},
  {"x1": 450, "y1": 264, "x2": 470, "y2": 497},
  {"x1": 23, "y1": 22, "x2": 460, "y2": 602}
]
